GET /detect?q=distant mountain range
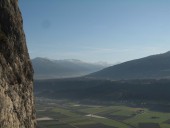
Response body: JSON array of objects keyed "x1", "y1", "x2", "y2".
[
  {"x1": 34, "y1": 52, "x2": 170, "y2": 103},
  {"x1": 32, "y1": 57, "x2": 109, "y2": 79},
  {"x1": 88, "y1": 51, "x2": 170, "y2": 80}
]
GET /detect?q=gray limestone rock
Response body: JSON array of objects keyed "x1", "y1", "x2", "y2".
[{"x1": 0, "y1": 0, "x2": 36, "y2": 127}]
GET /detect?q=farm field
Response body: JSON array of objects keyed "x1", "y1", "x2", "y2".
[{"x1": 36, "y1": 98, "x2": 170, "y2": 128}]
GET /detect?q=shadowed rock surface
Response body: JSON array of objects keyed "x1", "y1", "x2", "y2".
[{"x1": 0, "y1": 0, "x2": 36, "y2": 127}]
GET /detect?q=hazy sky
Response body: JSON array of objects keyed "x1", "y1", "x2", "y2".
[{"x1": 19, "y1": 0, "x2": 170, "y2": 64}]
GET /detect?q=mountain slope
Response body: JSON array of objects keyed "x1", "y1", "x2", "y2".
[
  {"x1": 32, "y1": 57, "x2": 108, "y2": 79},
  {"x1": 88, "y1": 51, "x2": 170, "y2": 80},
  {"x1": 34, "y1": 78, "x2": 170, "y2": 102}
]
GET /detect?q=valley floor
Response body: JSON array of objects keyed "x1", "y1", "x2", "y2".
[{"x1": 36, "y1": 98, "x2": 170, "y2": 128}]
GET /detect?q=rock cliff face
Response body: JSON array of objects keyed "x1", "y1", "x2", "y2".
[{"x1": 0, "y1": 0, "x2": 36, "y2": 128}]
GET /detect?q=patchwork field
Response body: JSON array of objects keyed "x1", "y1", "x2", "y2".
[{"x1": 36, "y1": 98, "x2": 170, "y2": 128}]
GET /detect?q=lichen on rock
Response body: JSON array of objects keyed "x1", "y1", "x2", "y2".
[{"x1": 0, "y1": 0, "x2": 36, "y2": 128}]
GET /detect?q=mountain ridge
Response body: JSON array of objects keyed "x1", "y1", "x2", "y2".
[
  {"x1": 32, "y1": 57, "x2": 109, "y2": 79},
  {"x1": 87, "y1": 51, "x2": 170, "y2": 80}
]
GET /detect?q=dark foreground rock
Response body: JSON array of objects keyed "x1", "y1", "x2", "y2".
[{"x1": 0, "y1": 0, "x2": 36, "y2": 127}]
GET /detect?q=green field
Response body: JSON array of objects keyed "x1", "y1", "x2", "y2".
[{"x1": 36, "y1": 98, "x2": 170, "y2": 128}]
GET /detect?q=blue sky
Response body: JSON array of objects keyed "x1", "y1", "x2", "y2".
[{"x1": 19, "y1": 0, "x2": 170, "y2": 64}]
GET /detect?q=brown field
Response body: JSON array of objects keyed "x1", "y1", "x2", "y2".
[
  {"x1": 77, "y1": 123, "x2": 117, "y2": 128},
  {"x1": 164, "y1": 119, "x2": 170, "y2": 124},
  {"x1": 138, "y1": 123, "x2": 160, "y2": 128}
]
